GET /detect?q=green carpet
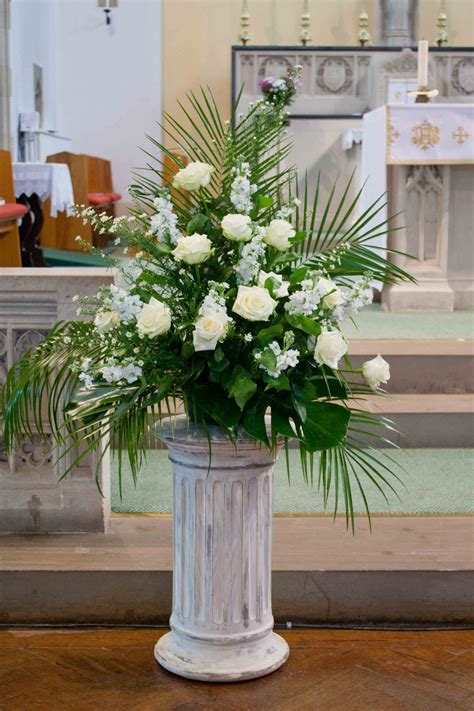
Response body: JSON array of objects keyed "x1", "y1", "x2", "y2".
[
  {"x1": 342, "y1": 304, "x2": 474, "y2": 340},
  {"x1": 111, "y1": 448, "x2": 474, "y2": 516}
]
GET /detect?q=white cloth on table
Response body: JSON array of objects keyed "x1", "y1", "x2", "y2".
[{"x1": 13, "y1": 162, "x2": 75, "y2": 217}]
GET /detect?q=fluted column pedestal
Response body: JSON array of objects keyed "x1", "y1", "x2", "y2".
[{"x1": 155, "y1": 416, "x2": 289, "y2": 682}]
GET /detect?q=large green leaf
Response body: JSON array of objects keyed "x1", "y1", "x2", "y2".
[
  {"x1": 228, "y1": 366, "x2": 257, "y2": 410},
  {"x1": 302, "y1": 402, "x2": 350, "y2": 452}
]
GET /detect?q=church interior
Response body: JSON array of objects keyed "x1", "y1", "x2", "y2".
[{"x1": 0, "y1": 0, "x2": 473, "y2": 707}]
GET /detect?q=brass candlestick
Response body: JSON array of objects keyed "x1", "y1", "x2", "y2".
[
  {"x1": 407, "y1": 88, "x2": 439, "y2": 103},
  {"x1": 299, "y1": 0, "x2": 312, "y2": 46},
  {"x1": 434, "y1": 10, "x2": 448, "y2": 47},
  {"x1": 239, "y1": 0, "x2": 251, "y2": 46},
  {"x1": 357, "y1": 9, "x2": 372, "y2": 47}
]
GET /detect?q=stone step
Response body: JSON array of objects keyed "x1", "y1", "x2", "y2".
[
  {"x1": 1, "y1": 516, "x2": 472, "y2": 626},
  {"x1": 354, "y1": 394, "x2": 474, "y2": 448},
  {"x1": 349, "y1": 339, "x2": 473, "y2": 394}
]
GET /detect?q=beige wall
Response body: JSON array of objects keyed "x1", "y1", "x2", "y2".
[{"x1": 163, "y1": 0, "x2": 474, "y2": 136}]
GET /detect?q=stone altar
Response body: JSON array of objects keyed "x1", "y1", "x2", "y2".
[{"x1": 232, "y1": 46, "x2": 474, "y2": 310}]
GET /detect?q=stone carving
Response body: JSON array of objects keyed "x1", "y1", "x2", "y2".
[
  {"x1": 18, "y1": 433, "x2": 53, "y2": 468},
  {"x1": 257, "y1": 56, "x2": 294, "y2": 81},
  {"x1": 406, "y1": 166, "x2": 443, "y2": 264},
  {"x1": 451, "y1": 58, "x2": 474, "y2": 96},
  {"x1": 0, "y1": 329, "x2": 7, "y2": 395},
  {"x1": 383, "y1": 48, "x2": 417, "y2": 74},
  {"x1": 14, "y1": 329, "x2": 48, "y2": 360},
  {"x1": 316, "y1": 56, "x2": 353, "y2": 95}
]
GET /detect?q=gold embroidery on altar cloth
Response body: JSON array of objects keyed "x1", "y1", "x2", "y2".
[
  {"x1": 452, "y1": 127, "x2": 470, "y2": 145},
  {"x1": 411, "y1": 121, "x2": 440, "y2": 151},
  {"x1": 389, "y1": 123, "x2": 400, "y2": 143}
]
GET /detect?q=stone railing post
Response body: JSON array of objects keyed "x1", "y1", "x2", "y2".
[{"x1": 0, "y1": 267, "x2": 114, "y2": 533}]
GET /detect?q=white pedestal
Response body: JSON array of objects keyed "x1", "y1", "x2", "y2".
[{"x1": 155, "y1": 417, "x2": 289, "y2": 682}]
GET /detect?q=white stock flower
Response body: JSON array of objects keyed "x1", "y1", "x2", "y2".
[
  {"x1": 258, "y1": 271, "x2": 289, "y2": 298},
  {"x1": 362, "y1": 354, "x2": 390, "y2": 390},
  {"x1": 136, "y1": 297, "x2": 171, "y2": 338},
  {"x1": 314, "y1": 330, "x2": 347, "y2": 370},
  {"x1": 172, "y1": 233, "x2": 213, "y2": 264},
  {"x1": 221, "y1": 214, "x2": 252, "y2": 242},
  {"x1": 232, "y1": 285, "x2": 277, "y2": 322},
  {"x1": 263, "y1": 219, "x2": 295, "y2": 251},
  {"x1": 94, "y1": 309, "x2": 120, "y2": 333},
  {"x1": 193, "y1": 311, "x2": 229, "y2": 352},
  {"x1": 172, "y1": 161, "x2": 214, "y2": 192}
]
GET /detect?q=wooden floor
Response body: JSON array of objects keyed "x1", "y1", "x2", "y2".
[{"x1": 1, "y1": 628, "x2": 473, "y2": 710}]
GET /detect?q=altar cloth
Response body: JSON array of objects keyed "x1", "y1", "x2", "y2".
[
  {"x1": 385, "y1": 104, "x2": 474, "y2": 164},
  {"x1": 360, "y1": 103, "x2": 474, "y2": 281},
  {"x1": 13, "y1": 162, "x2": 75, "y2": 217}
]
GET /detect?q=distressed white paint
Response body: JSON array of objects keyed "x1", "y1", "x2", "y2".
[{"x1": 155, "y1": 417, "x2": 289, "y2": 682}]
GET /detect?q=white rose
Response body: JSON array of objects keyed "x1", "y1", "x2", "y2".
[
  {"x1": 258, "y1": 270, "x2": 289, "y2": 298},
  {"x1": 94, "y1": 309, "x2": 120, "y2": 332},
  {"x1": 263, "y1": 219, "x2": 295, "y2": 251},
  {"x1": 172, "y1": 233, "x2": 213, "y2": 265},
  {"x1": 172, "y1": 161, "x2": 214, "y2": 192},
  {"x1": 315, "y1": 277, "x2": 336, "y2": 296},
  {"x1": 314, "y1": 330, "x2": 348, "y2": 369},
  {"x1": 322, "y1": 286, "x2": 345, "y2": 310},
  {"x1": 361, "y1": 354, "x2": 390, "y2": 390},
  {"x1": 193, "y1": 311, "x2": 229, "y2": 352},
  {"x1": 232, "y1": 285, "x2": 277, "y2": 322},
  {"x1": 221, "y1": 214, "x2": 252, "y2": 242},
  {"x1": 136, "y1": 297, "x2": 171, "y2": 338}
]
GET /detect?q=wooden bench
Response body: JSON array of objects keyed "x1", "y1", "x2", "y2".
[
  {"x1": 0, "y1": 150, "x2": 28, "y2": 267},
  {"x1": 42, "y1": 152, "x2": 123, "y2": 251}
]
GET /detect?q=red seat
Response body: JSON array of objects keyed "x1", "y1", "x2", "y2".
[
  {"x1": 0, "y1": 203, "x2": 28, "y2": 222},
  {"x1": 88, "y1": 193, "x2": 111, "y2": 207},
  {"x1": 106, "y1": 192, "x2": 122, "y2": 202}
]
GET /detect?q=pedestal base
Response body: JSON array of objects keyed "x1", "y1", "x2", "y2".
[
  {"x1": 155, "y1": 630, "x2": 289, "y2": 682},
  {"x1": 382, "y1": 283, "x2": 455, "y2": 312}
]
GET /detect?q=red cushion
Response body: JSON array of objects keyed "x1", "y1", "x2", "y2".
[
  {"x1": 88, "y1": 193, "x2": 111, "y2": 207},
  {"x1": 0, "y1": 203, "x2": 28, "y2": 222},
  {"x1": 106, "y1": 192, "x2": 122, "y2": 202}
]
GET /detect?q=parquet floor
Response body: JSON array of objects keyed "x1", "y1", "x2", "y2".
[{"x1": 1, "y1": 628, "x2": 473, "y2": 710}]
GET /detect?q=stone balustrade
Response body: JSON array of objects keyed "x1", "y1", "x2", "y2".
[{"x1": 0, "y1": 268, "x2": 115, "y2": 533}]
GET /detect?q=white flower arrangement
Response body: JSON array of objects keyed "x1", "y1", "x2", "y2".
[{"x1": 2, "y1": 76, "x2": 415, "y2": 524}]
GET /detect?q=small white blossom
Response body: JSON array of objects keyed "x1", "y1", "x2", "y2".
[
  {"x1": 230, "y1": 161, "x2": 257, "y2": 215},
  {"x1": 150, "y1": 191, "x2": 180, "y2": 244},
  {"x1": 234, "y1": 233, "x2": 266, "y2": 284}
]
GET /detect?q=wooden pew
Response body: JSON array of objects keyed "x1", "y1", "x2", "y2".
[
  {"x1": 0, "y1": 150, "x2": 27, "y2": 267},
  {"x1": 41, "y1": 152, "x2": 93, "y2": 251}
]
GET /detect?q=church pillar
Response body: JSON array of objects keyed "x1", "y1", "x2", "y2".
[
  {"x1": 378, "y1": 0, "x2": 418, "y2": 47},
  {"x1": 0, "y1": 0, "x2": 12, "y2": 150}
]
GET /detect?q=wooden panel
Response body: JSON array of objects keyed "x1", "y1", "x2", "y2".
[
  {"x1": 45, "y1": 152, "x2": 92, "y2": 251},
  {"x1": 2, "y1": 515, "x2": 473, "y2": 572},
  {"x1": 0, "y1": 149, "x2": 22, "y2": 267},
  {"x1": 0, "y1": 149, "x2": 16, "y2": 202},
  {"x1": 102, "y1": 159, "x2": 113, "y2": 193}
]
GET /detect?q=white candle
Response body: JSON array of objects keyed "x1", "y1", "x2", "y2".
[{"x1": 417, "y1": 40, "x2": 429, "y2": 88}]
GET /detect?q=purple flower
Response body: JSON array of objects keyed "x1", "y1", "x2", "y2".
[{"x1": 259, "y1": 77, "x2": 274, "y2": 92}]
